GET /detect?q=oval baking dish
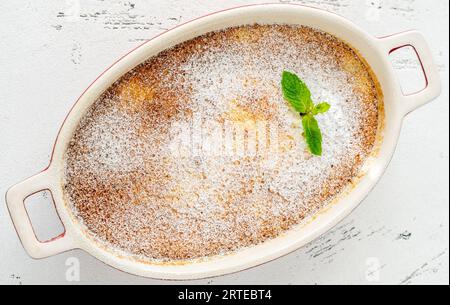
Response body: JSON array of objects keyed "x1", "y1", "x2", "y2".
[{"x1": 6, "y1": 4, "x2": 441, "y2": 280}]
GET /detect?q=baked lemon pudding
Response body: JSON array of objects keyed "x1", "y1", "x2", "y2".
[{"x1": 64, "y1": 25, "x2": 383, "y2": 261}]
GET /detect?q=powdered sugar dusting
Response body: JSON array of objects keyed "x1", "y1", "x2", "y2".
[{"x1": 63, "y1": 25, "x2": 382, "y2": 261}]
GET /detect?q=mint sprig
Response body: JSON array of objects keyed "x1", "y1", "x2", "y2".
[{"x1": 281, "y1": 71, "x2": 331, "y2": 156}]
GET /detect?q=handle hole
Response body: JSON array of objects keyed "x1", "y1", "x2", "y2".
[
  {"x1": 389, "y1": 45, "x2": 427, "y2": 95},
  {"x1": 24, "y1": 190, "x2": 65, "y2": 243}
]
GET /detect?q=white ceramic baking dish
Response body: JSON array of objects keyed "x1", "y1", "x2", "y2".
[{"x1": 6, "y1": 4, "x2": 441, "y2": 280}]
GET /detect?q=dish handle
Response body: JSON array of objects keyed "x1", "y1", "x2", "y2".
[
  {"x1": 5, "y1": 170, "x2": 76, "y2": 259},
  {"x1": 380, "y1": 31, "x2": 442, "y2": 116}
]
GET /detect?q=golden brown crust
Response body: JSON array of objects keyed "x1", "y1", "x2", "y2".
[{"x1": 64, "y1": 25, "x2": 382, "y2": 261}]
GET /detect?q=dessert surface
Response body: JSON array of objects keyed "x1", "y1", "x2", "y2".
[{"x1": 63, "y1": 25, "x2": 382, "y2": 261}]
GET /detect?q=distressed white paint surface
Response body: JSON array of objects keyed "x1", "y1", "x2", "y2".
[{"x1": 0, "y1": 0, "x2": 448, "y2": 285}]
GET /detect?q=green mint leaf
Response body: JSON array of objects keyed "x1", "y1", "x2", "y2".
[
  {"x1": 281, "y1": 71, "x2": 313, "y2": 114},
  {"x1": 302, "y1": 114, "x2": 323, "y2": 156},
  {"x1": 281, "y1": 71, "x2": 330, "y2": 156},
  {"x1": 313, "y1": 102, "x2": 331, "y2": 115}
]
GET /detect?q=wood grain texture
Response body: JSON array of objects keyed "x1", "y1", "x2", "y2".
[{"x1": 0, "y1": 0, "x2": 448, "y2": 285}]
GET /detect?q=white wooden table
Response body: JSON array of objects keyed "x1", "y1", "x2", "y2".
[{"x1": 0, "y1": 0, "x2": 448, "y2": 285}]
